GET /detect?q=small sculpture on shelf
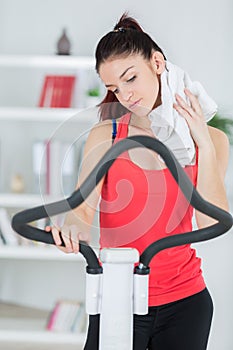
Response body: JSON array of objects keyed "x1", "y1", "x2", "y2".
[
  {"x1": 56, "y1": 28, "x2": 71, "y2": 55},
  {"x1": 10, "y1": 173, "x2": 25, "y2": 193}
]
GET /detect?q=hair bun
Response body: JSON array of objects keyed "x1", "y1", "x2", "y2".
[{"x1": 113, "y1": 12, "x2": 143, "y2": 32}]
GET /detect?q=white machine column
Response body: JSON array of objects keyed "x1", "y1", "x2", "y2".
[{"x1": 99, "y1": 248, "x2": 139, "y2": 350}]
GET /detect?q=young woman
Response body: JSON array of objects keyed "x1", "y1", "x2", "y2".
[{"x1": 47, "y1": 13, "x2": 229, "y2": 350}]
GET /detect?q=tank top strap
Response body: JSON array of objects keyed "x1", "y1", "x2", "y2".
[{"x1": 114, "y1": 113, "x2": 131, "y2": 142}]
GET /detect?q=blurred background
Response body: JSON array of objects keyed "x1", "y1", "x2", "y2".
[
  {"x1": 0, "y1": 0, "x2": 232, "y2": 111},
  {"x1": 0, "y1": 1, "x2": 232, "y2": 349}
]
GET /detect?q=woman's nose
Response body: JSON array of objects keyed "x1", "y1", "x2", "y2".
[{"x1": 120, "y1": 88, "x2": 133, "y2": 102}]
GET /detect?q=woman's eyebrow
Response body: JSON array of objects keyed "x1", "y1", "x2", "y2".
[
  {"x1": 119, "y1": 65, "x2": 134, "y2": 79},
  {"x1": 105, "y1": 66, "x2": 134, "y2": 87}
]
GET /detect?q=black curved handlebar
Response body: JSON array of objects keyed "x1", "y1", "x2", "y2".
[{"x1": 11, "y1": 136, "x2": 233, "y2": 270}]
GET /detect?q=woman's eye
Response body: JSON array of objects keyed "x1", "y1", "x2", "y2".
[
  {"x1": 112, "y1": 88, "x2": 119, "y2": 94},
  {"x1": 127, "y1": 76, "x2": 136, "y2": 83}
]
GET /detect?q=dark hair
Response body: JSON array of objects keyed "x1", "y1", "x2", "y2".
[{"x1": 95, "y1": 13, "x2": 166, "y2": 121}]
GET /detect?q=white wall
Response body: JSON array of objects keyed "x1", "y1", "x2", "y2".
[{"x1": 0, "y1": 1, "x2": 232, "y2": 349}]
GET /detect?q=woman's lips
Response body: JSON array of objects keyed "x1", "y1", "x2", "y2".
[{"x1": 129, "y1": 99, "x2": 142, "y2": 109}]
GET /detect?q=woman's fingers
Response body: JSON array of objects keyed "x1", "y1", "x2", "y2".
[
  {"x1": 48, "y1": 224, "x2": 90, "y2": 254},
  {"x1": 59, "y1": 225, "x2": 73, "y2": 252},
  {"x1": 173, "y1": 89, "x2": 211, "y2": 148},
  {"x1": 175, "y1": 93, "x2": 195, "y2": 118},
  {"x1": 174, "y1": 89, "x2": 204, "y2": 120},
  {"x1": 79, "y1": 231, "x2": 91, "y2": 245},
  {"x1": 173, "y1": 101, "x2": 192, "y2": 121},
  {"x1": 70, "y1": 225, "x2": 80, "y2": 254},
  {"x1": 46, "y1": 226, "x2": 65, "y2": 252},
  {"x1": 184, "y1": 88, "x2": 203, "y2": 116},
  {"x1": 50, "y1": 226, "x2": 62, "y2": 246}
]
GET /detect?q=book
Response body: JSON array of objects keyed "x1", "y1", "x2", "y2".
[
  {"x1": 32, "y1": 140, "x2": 47, "y2": 194},
  {"x1": 39, "y1": 75, "x2": 76, "y2": 108},
  {"x1": 0, "y1": 208, "x2": 18, "y2": 245},
  {"x1": 60, "y1": 142, "x2": 76, "y2": 196},
  {"x1": 46, "y1": 300, "x2": 84, "y2": 333},
  {"x1": 71, "y1": 303, "x2": 86, "y2": 333},
  {"x1": 0, "y1": 229, "x2": 7, "y2": 245},
  {"x1": 32, "y1": 139, "x2": 76, "y2": 196}
]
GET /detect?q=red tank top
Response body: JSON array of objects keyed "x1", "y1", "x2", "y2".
[{"x1": 99, "y1": 113, "x2": 205, "y2": 306}]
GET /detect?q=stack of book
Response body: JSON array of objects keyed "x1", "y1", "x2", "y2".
[
  {"x1": 0, "y1": 208, "x2": 19, "y2": 245},
  {"x1": 32, "y1": 139, "x2": 76, "y2": 196},
  {"x1": 46, "y1": 299, "x2": 86, "y2": 333},
  {"x1": 39, "y1": 75, "x2": 76, "y2": 108},
  {"x1": 0, "y1": 207, "x2": 50, "y2": 247}
]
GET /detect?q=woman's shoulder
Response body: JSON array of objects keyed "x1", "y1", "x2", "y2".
[
  {"x1": 208, "y1": 125, "x2": 229, "y2": 177},
  {"x1": 83, "y1": 119, "x2": 115, "y2": 158},
  {"x1": 86, "y1": 112, "x2": 131, "y2": 148},
  {"x1": 208, "y1": 125, "x2": 229, "y2": 150},
  {"x1": 89, "y1": 119, "x2": 113, "y2": 140}
]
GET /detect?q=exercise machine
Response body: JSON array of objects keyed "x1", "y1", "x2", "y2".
[{"x1": 12, "y1": 135, "x2": 233, "y2": 350}]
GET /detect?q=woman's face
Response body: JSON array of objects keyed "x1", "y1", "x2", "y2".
[{"x1": 99, "y1": 53, "x2": 163, "y2": 117}]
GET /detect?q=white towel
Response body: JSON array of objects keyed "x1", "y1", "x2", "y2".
[{"x1": 149, "y1": 61, "x2": 217, "y2": 166}]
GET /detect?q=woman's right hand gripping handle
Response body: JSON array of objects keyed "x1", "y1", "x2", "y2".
[{"x1": 45, "y1": 224, "x2": 90, "y2": 254}]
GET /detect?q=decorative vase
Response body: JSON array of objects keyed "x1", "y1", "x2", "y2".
[{"x1": 56, "y1": 28, "x2": 71, "y2": 55}]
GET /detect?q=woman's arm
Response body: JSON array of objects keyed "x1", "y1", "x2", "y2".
[
  {"x1": 173, "y1": 89, "x2": 230, "y2": 228},
  {"x1": 47, "y1": 120, "x2": 113, "y2": 253},
  {"x1": 195, "y1": 126, "x2": 229, "y2": 227}
]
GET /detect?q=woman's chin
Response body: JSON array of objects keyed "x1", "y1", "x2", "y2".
[{"x1": 130, "y1": 105, "x2": 151, "y2": 117}]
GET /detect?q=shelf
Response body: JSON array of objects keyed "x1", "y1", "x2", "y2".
[
  {"x1": 0, "y1": 106, "x2": 99, "y2": 122},
  {"x1": 0, "y1": 329, "x2": 86, "y2": 344},
  {"x1": 0, "y1": 330, "x2": 86, "y2": 344},
  {"x1": 0, "y1": 245, "x2": 86, "y2": 261},
  {"x1": 0, "y1": 55, "x2": 94, "y2": 69},
  {"x1": 0, "y1": 193, "x2": 60, "y2": 208},
  {"x1": 0, "y1": 302, "x2": 86, "y2": 345}
]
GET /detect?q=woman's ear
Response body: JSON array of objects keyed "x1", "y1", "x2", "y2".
[{"x1": 150, "y1": 51, "x2": 166, "y2": 75}]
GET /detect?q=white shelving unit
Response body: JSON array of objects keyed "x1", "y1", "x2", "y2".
[
  {"x1": 0, "y1": 54, "x2": 99, "y2": 348},
  {"x1": 0, "y1": 107, "x2": 80, "y2": 122},
  {"x1": 0, "y1": 245, "x2": 85, "y2": 261},
  {"x1": 0, "y1": 193, "x2": 58, "y2": 207},
  {"x1": 0, "y1": 55, "x2": 94, "y2": 69},
  {"x1": 0, "y1": 54, "x2": 101, "y2": 109},
  {"x1": 0, "y1": 302, "x2": 87, "y2": 350}
]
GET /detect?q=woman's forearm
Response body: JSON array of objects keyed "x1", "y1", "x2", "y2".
[{"x1": 64, "y1": 205, "x2": 96, "y2": 238}]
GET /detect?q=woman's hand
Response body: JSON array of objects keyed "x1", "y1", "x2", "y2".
[
  {"x1": 45, "y1": 224, "x2": 90, "y2": 254},
  {"x1": 173, "y1": 88, "x2": 213, "y2": 149},
  {"x1": 173, "y1": 89, "x2": 229, "y2": 227}
]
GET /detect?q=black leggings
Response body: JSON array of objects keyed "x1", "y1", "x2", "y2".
[{"x1": 84, "y1": 288, "x2": 213, "y2": 350}]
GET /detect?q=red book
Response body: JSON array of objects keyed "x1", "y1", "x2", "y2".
[{"x1": 39, "y1": 75, "x2": 76, "y2": 108}]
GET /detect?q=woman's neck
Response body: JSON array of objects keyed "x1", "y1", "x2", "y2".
[
  {"x1": 130, "y1": 113, "x2": 152, "y2": 131},
  {"x1": 152, "y1": 75, "x2": 162, "y2": 109}
]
